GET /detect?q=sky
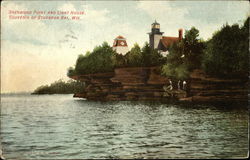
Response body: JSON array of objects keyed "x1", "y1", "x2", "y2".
[{"x1": 1, "y1": 0, "x2": 249, "y2": 93}]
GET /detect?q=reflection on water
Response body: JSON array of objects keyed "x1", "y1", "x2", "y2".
[{"x1": 0, "y1": 94, "x2": 248, "y2": 159}]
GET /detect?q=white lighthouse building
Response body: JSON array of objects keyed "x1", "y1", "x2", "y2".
[
  {"x1": 112, "y1": 35, "x2": 129, "y2": 55},
  {"x1": 148, "y1": 20, "x2": 183, "y2": 56}
]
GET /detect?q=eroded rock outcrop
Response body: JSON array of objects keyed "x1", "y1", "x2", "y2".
[
  {"x1": 71, "y1": 68, "x2": 248, "y2": 104},
  {"x1": 180, "y1": 69, "x2": 248, "y2": 104},
  {"x1": 71, "y1": 67, "x2": 185, "y2": 101}
]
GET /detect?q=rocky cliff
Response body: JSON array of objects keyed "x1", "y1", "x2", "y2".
[
  {"x1": 180, "y1": 69, "x2": 248, "y2": 104},
  {"x1": 71, "y1": 68, "x2": 248, "y2": 104},
  {"x1": 72, "y1": 67, "x2": 186, "y2": 101}
]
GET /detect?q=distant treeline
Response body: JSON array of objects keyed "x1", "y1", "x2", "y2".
[
  {"x1": 32, "y1": 79, "x2": 85, "y2": 94},
  {"x1": 68, "y1": 17, "x2": 249, "y2": 80}
]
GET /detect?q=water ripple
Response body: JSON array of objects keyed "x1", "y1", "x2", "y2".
[{"x1": 1, "y1": 94, "x2": 248, "y2": 159}]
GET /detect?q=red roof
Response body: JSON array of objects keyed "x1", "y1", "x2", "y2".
[
  {"x1": 113, "y1": 40, "x2": 128, "y2": 47},
  {"x1": 160, "y1": 36, "x2": 179, "y2": 48},
  {"x1": 113, "y1": 35, "x2": 128, "y2": 47},
  {"x1": 115, "y1": 35, "x2": 125, "y2": 39}
]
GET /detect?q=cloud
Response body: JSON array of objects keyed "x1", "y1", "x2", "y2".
[
  {"x1": 2, "y1": 1, "x2": 112, "y2": 50},
  {"x1": 57, "y1": 3, "x2": 111, "y2": 25},
  {"x1": 1, "y1": 40, "x2": 77, "y2": 93},
  {"x1": 136, "y1": 1, "x2": 249, "y2": 40},
  {"x1": 136, "y1": 1, "x2": 189, "y2": 37},
  {"x1": 81, "y1": 4, "x2": 111, "y2": 25},
  {"x1": 1, "y1": 2, "x2": 71, "y2": 48},
  {"x1": 58, "y1": 3, "x2": 76, "y2": 12},
  {"x1": 137, "y1": 1, "x2": 188, "y2": 23}
]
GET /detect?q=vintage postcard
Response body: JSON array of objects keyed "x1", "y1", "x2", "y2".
[{"x1": 1, "y1": 0, "x2": 249, "y2": 159}]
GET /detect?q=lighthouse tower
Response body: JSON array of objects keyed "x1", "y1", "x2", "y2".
[
  {"x1": 148, "y1": 20, "x2": 164, "y2": 49},
  {"x1": 112, "y1": 35, "x2": 129, "y2": 55}
]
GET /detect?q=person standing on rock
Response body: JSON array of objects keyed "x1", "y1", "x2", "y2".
[
  {"x1": 183, "y1": 81, "x2": 187, "y2": 91},
  {"x1": 164, "y1": 80, "x2": 173, "y2": 91},
  {"x1": 163, "y1": 79, "x2": 174, "y2": 97},
  {"x1": 169, "y1": 80, "x2": 173, "y2": 90},
  {"x1": 178, "y1": 80, "x2": 181, "y2": 90},
  {"x1": 0, "y1": 149, "x2": 4, "y2": 160}
]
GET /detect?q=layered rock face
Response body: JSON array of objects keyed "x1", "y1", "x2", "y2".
[
  {"x1": 72, "y1": 67, "x2": 186, "y2": 101},
  {"x1": 72, "y1": 68, "x2": 248, "y2": 104},
  {"x1": 72, "y1": 72, "x2": 115, "y2": 101},
  {"x1": 180, "y1": 69, "x2": 248, "y2": 104}
]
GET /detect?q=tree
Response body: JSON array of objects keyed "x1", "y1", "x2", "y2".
[
  {"x1": 112, "y1": 42, "x2": 165, "y2": 68},
  {"x1": 202, "y1": 17, "x2": 249, "y2": 76},
  {"x1": 141, "y1": 42, "x2": 164, "y2": 67},
  {"x1": 112, "y1": 53, "x2": 126, "y2": 68},
  {"x1": 74, "y1": 54, "x2": 89, "y2": 75},
  {"x1": 237, "y1": 17, "x2": 249, "y2": 75},
  {"x1": 141, "y1": 42, "x2": 152, "y2": 66},
  {"x1": 161, "y1": 42, "x2": 188, "y2": 80},
  {"x1": 126, "y1": 43, "x2": 143, "y2": 67},
  {"x1": 161, "y1": 27, "x2": 204, "y2": 80},
  {"x1": 73, "y1": 42, "x2": 116, "y2": 75},
  {"x1": 67, "y1": 67, "x2": 76, "y2": 77},
  {"x1": 183, "y1": 27, "x2": 204, "y2": 70}
]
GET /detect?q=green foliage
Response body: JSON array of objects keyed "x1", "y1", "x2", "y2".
[
  {"x1": 32, "y1": 79, "x2": 85, "y2": 94},
  {"x1": 117, "y1": 42, "x2": 165, "y2": 68},
  {"x1": 202, "y1": 17, "x2": 249, "y2": 76},
  {"x1": 74, "y1": 42, "x2": 116, "y2": 75},
  {"x1": 125, "y1": 43, "x2": 143, "y2": 67},
  {"x1": 183, "y1": 27, "x2": 205, "y2": 70},
  {"x1": 161, "y1": 27, "x2": 204, "y2": 80},
  {"x1": 141, "y1": 42, "x2": 165, "y2": 67},
  {"x1": 113, "y1": 42, "x2": 165, "y2": 68},
  {"x1": 67, "y1": 67, "x2": 76, "y2": 77},
  {"x1": 70, "y1": 42, "x2": 167, "y2": 75},
  {"x1": 112, "y1": 53, "x2": 127, "y2": 68},
  {"x1": 68, "y1": 17, "x2": 248, "y2": 80},
  {"x1": 161, "y1": 43, "x2": 189, "y2": 80},
  {"x1": 175, "y1": 64, "x2": 189, "y2": 80},
  {"x1": 141, "y1": 42, "x2": 152, "y2": 66}
]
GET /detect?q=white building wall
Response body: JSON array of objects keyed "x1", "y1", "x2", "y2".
[
  {"x1": 153, "y1": 34, "x2": 162, "y2": 49},
  {"x1": 160, "y1": 50, "x2": 169, "y2": 57},
  {"x1": 113, "y1": 46, "x2": 129, "y2": 55}
]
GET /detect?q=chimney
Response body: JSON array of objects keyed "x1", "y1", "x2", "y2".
[{"x1": 178, "y1": 29, "x2": 183, "y2": 40}]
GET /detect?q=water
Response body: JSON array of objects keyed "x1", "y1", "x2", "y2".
[{"x1": 0, "y1": 94, "x2": 248, "y2": 159}]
